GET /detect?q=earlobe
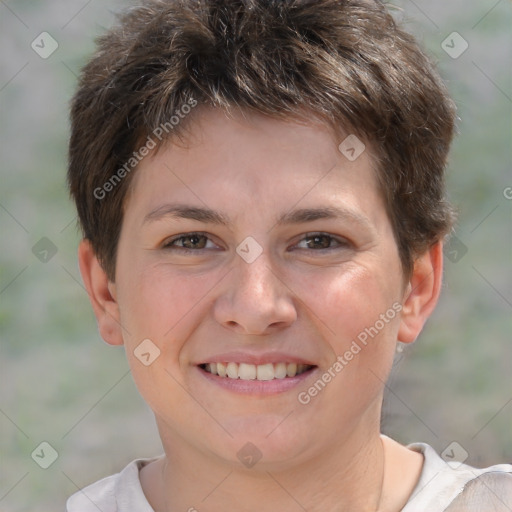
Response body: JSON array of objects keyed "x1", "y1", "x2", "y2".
[
  {"x1": 397, "y1": 241, "x2": 444, "y2": 344},
  {"x1": 77, "y1": 239, "x2": 124, "y2": 346}
]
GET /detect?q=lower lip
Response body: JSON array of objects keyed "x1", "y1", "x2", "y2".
[{"x1": 197, "y1": 366, "x2": 317, "y2": 395}]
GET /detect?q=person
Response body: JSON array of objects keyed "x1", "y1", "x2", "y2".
[{"x1": 65, "y1": 0, "x2": 512, "y2": 510}]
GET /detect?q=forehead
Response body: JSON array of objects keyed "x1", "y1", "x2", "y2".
[{"x1": 124, "y1": 107, "x2": 385, "y2": 228}]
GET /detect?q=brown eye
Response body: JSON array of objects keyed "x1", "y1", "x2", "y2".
[
  {"x1": 296, "y1": 233, "x2": 349, "y2": 251},
  {"x1": 177, "y1": 234, "x2": 207, "y2": 249},
  {"x1": 305, "y1": 234, "x2": 332, "y2": 249},
  {"x1": 163, "y1": 232, "x2": 213, "y2": 251}
]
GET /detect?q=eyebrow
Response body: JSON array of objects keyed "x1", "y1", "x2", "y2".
[{"x1": 143, "y1": 203, "x2": 372, "y2": 230}]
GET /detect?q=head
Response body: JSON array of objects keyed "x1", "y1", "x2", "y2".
[{"x1": 70, "y1": 0, "x2": 456, "y2": 469}]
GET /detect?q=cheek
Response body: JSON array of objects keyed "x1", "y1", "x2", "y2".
[
  {"x1": 294, "y1": 266, "x2": 402, "y2": 420},
  {"x1": 294, "y1": 264, "x2": 402, "y2": 356},
  {"x1": 117, "y1": 263, "x2": 221, "y2": 353},
  {"x1": 116, "y1": 265, "x2": 217, "y2": 414}
]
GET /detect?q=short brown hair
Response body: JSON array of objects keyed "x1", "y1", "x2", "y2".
[{"x1": 68, "y1": 0, "x2": 456, "y2": 281}]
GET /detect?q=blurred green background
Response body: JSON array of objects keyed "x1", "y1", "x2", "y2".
[{"x1": 0, "y1": 0, "x2": 511, "y2": 510}]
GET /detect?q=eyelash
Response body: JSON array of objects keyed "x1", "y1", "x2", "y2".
[{"x1": 162, "y1": 231, "x2": 350, "y2": 254}]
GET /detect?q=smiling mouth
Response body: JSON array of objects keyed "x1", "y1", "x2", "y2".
[{"x1": 199, "y1": 362, "x2": 315, "y2": 380}]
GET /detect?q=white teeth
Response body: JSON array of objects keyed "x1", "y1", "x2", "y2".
[
  {"x1": 202, "y1": 362, "x2": 313, "y2": 380},
  {"x1": 274, "y1": 362, "x2": 287, "y2": 379},
  {"x1": 217, "y1": 362, "x2": 227, "y2": 377},
  {"x1": 256, "y1": 363, "x2": 274, "y2": 381},
  {"x1": 226, "y1": 362, "x2": 238, "y2": 379},
  {"x1": 238, "y1": 363, "x2": 256, "y2": 380},
  {"x1": 286, "y1": 363, "x2": 297, "y2": 377}
]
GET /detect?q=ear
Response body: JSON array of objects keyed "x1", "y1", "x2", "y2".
[
  {"x1": 78, "y1": 238, "x2": 124, "y2": 346},
  {"x1": 397, "y1": 240, "x2": 443, "y2": 343}
]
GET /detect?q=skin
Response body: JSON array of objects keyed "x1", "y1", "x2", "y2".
[{"x1": 79, "y1": 108, "x2": 443, "y2": 511}]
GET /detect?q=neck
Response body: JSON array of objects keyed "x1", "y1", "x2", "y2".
[{"x1": 148, "y1": 423, "x2": 387, "y2": 512}]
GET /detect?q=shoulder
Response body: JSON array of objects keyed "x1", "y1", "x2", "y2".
[
  {"x1": 402, "y1": 442, "x2": 512, "y2": 512},
  {"x1": 446, "y1": 471, "x2": 512, "y2": 511},
  {"x1": 66, "y1": 472, "x2": 117, "y2": 512},
  {"x1": 66, "y1": 458, "x2": 158, "y2": 512}
]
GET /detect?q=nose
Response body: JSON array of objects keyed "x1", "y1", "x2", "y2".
[{"x1": 213, "y1": 250, "x2": 298, "y2": 336}]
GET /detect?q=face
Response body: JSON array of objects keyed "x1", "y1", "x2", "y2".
[{"x1": 85, "y1": 108, "x2": 435, "y2": 470}]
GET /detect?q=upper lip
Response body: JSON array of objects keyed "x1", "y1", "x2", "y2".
[{"x1": 196, "y1": 351, "x2": 316, "y2": 366}]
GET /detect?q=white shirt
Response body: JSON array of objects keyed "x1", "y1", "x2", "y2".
[{"x1": 66, "y1": 442, "x2": 512, "y2": 511}]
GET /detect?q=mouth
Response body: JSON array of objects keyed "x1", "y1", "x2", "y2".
[{"x1": 199, "y1": 362, "x2": 316, "y2": 380}]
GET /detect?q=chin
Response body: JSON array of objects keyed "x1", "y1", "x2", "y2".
[{"x1": 204, "y1": 414, "x2": 314, "y2": 470}]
